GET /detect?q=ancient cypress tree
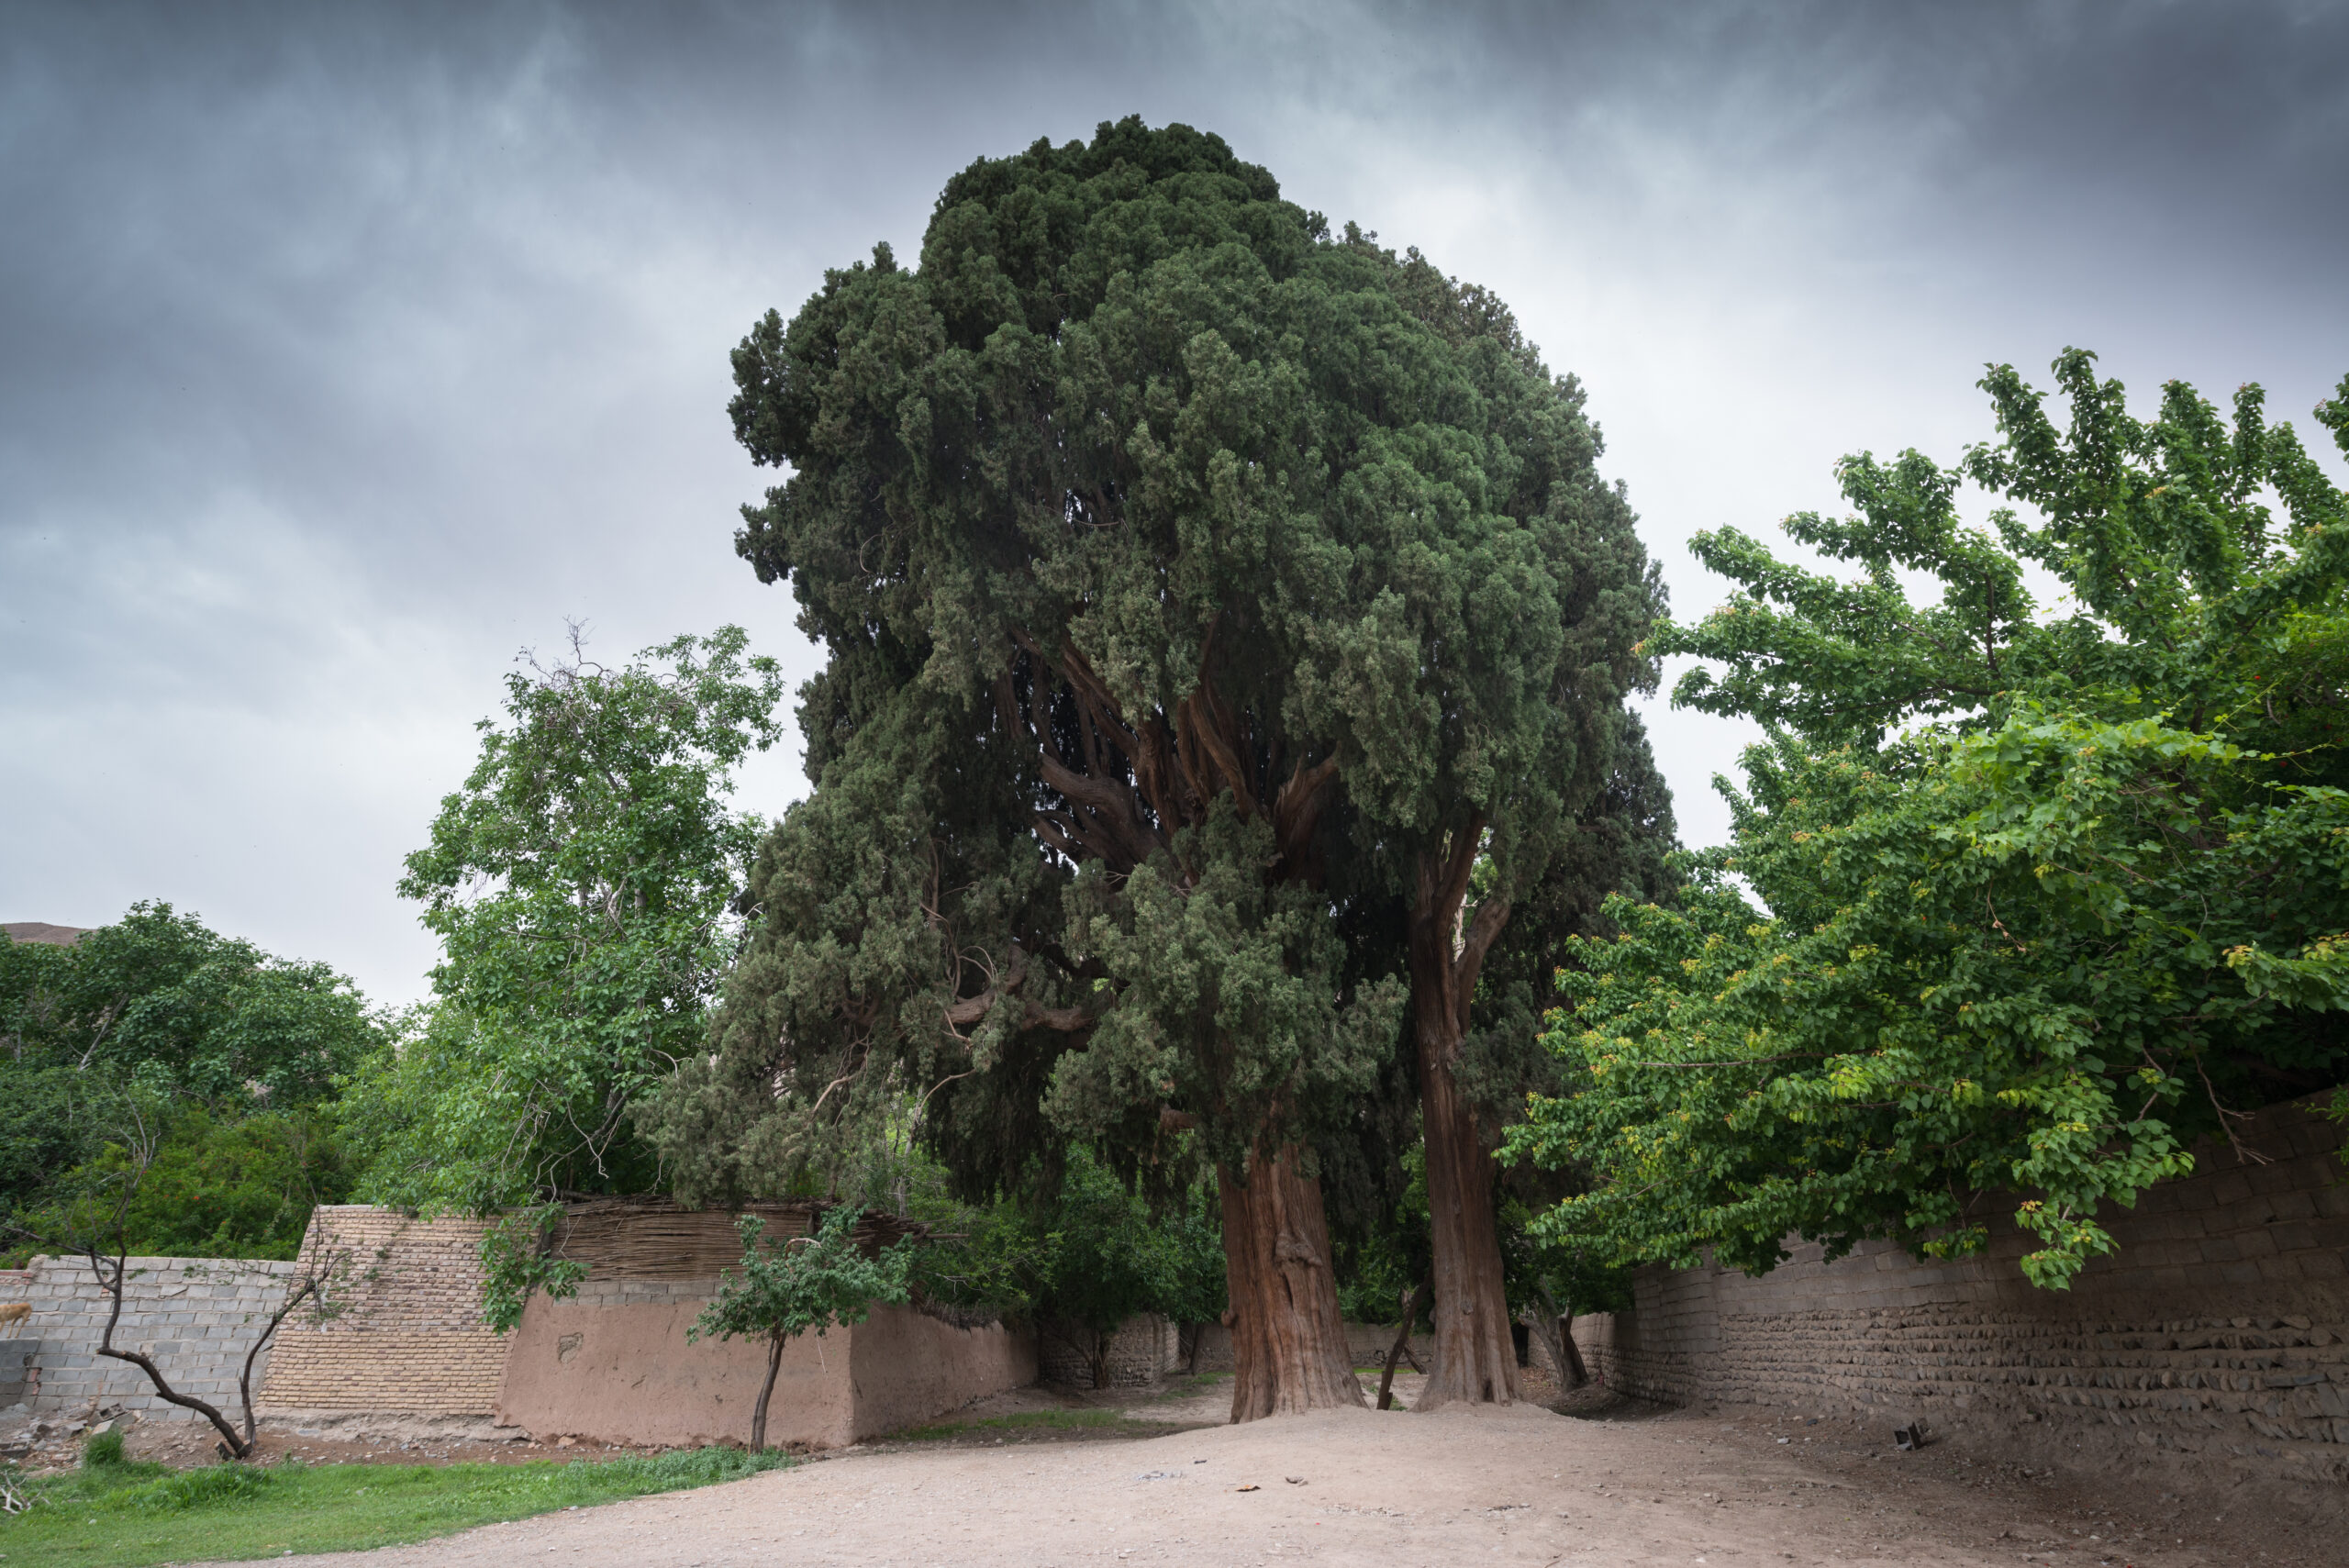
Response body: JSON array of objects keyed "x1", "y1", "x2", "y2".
[
  {"x1": 1285, "y1": 253, "x2": 1668, "y2": 1405},
  {"x1": 647, "y1": 118, "x2": 1664, "y2": 1419}
]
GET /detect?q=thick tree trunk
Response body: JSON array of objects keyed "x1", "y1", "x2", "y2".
[
  {"x1": 1415, "y1": 1011, "x2": 1520, "y2": 1407},
  {"x1": 1218, "y1": 1146, "x2": 1364, "y2": 1421},
  {"x1": 1408, "y1": 829, "x2": 1521, "y2": 1410}
]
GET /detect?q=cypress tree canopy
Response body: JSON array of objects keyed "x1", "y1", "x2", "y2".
[{"x1": 649, "y1": 118, "x2": 1662, "y2": 1264}]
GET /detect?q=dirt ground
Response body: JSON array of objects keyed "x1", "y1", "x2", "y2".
[{"x1": 219, "y1": 1370, "x2": 2335, "y2": 1568}]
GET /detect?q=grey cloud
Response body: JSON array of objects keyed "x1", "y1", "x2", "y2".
[{"x1": 3, "y1": 0, "x2": 2343, "y2": 1002}]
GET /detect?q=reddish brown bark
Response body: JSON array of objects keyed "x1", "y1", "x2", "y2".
[
  {"x1": 1218, "y1": 1146, "x2": 1364, "y2": 1421},
  {"x1": 1406, "y1": 822, "x2": 1521, "y2": 1409},
  {"x1": 1001, "y1": 632, "x2": 1359, "y2": 1424}
]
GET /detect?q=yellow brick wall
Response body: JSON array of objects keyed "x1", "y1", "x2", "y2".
[
  {"x1": 261, "y1": 1328, "x2": 509, "y2": 1414},
  {"x1": 255, "y1": 1206, "x2": 505, "y2": 1417}
]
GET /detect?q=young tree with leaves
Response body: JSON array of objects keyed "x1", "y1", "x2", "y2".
[
  {"x1": 688, "y1": 1205, "x2": 916, "y2": 1452},
  {"x1": 1510, "y1": 353, "x2": 2349, "y2": 1288}
]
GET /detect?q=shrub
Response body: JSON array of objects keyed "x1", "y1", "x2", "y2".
[{"x1": 128, "y1": 1461, "x2": 276, "y2": 1511}]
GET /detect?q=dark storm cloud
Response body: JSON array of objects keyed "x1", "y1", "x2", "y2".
[{"x1": 4, "y1": 1, "x2": 2344, "y2": 1001}]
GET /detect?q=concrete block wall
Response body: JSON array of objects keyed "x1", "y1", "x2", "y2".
[
  {"x1": 256, "y1": 1205, "x2": 507, "y2": 1418},
  {"x1": 1573, "y1": 1094, "x2": 2349, "y2": 1485},
  {"x1": 8, "y1": 1253, "x2": 299, "y2": 1421}
]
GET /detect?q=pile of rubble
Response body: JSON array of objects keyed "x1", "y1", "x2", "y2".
[{"x1": 0, "y1": 1401, "x2": 130, "y2": 1473}]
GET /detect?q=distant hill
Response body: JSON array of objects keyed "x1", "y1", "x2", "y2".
[{"x1": 2, "y1": 922, "x2": 89, "y2": 946}]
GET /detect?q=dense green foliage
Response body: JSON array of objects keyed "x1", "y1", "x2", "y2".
[
  {"x1": 1017, "y1": 1146, "x2": 1223, "y2": 1384},
  {"x1": 26, "y1": 1106, "x2": 354, "y2": 1262},
  {"x1": 651, "y1": 117, "x2": 1663, "y2": 1292},
  {"x1": 0, "y1": 1449, "x2": 790, "y2": 1567},
  {"x1": 2, "y1": 906, "x2": 376, "y2": 1265},
  {"x1": 1509, "y1": 352, "x2": 2349, "y2": 1287},
  {"x1": 793, "y1": 1131, "x2": 1225, "y2": 1359},
  {"x1": 346, "y1": 628, "x2": 783, "y2": 1219},
  {"x1": 2, "y1": 904, "x2": 377, "y2": 1114}
]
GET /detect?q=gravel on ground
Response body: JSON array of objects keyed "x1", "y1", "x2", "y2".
[{"x1": 224, "y1": 1375, "x2": 2336, "y2": 1568}]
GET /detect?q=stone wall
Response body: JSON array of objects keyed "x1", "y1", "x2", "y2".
[
  {"x1": 7, "y1": 1253, "x2": 299, "y2": 1420},
  {"x1": 491, "y1": 1201, "x2": 1037, "y2": 1446},
  {"x1": 255, "y1": 1206, "x2": 508, "y2": 1421},
  {"x1": 1179, "y1": 1321, "x2": 1434, "y2": 1375},
  {"x1": 1572, "y1": 1094, "x2": 2349, "y2": 1485},
  {"x1": 1037, "y1": 1313, "x2": 1183, "y2": 1387},
  {"x1": 6, "y1": 1202, "x2": 1041, "y2": 1448}
]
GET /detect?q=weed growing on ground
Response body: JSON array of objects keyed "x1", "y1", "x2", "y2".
[
  {"x1": 896, "y1": 1406, "x2": 1233, "y2": 1443},
  {"x1": 1154, "y1": 1372, "x2": 1231, "y2": 1400},
  {"x1": 0, "y1": 1446, "x2": 788, "y2": 1566}
]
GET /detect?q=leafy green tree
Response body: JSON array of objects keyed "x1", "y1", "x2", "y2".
[
  {"x1": 1509, "y1": 353, "x2": 2349, "y2": 1288},
  {"x1": 1153, "y1": 1173, "x2": 1230, "y2": 1363},
  {"x1": 688, "y1": 1205, "x2": 917, "y2": 1451},
  {"x1": 349, "y1": 626, "x2": 783, "y2": 1230},
  {"x1": 3, "y1": 909, "x2": 379, "y2": 1260},
  {"x1": 23, "y1": 1106, "x2": 354, "y2": 1261},
  {"x1": 1023, "y1": 1146, "x2": 1221, "y2": 1387},
  {"x1": 2, "y1": 905, "x2": 375, "y2": 1109},
  {"x1": 648, "y1": 117, "x2": 1661, "y2": 1419},
  {"x1": 1174, "y1": 241, "x2": 1665, "y2": 1409}
]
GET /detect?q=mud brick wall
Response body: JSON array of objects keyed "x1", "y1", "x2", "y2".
[
  {"x1": 256, "y1": 1206, "x2": 507, "y2": 1417},
  {"x1": 1038, "y1": 1313, "x2": 1183, "y2": 1387},
  {"x1": 1573, "y1": 1095, "x2": 2349, "y2": 1485},
  {"x1": 499, "y1": 1274, "x2": 1039, "y2": 1448},
  {"x1": 10, "y1": 1254, "x2": 299, "y2": 1420}
]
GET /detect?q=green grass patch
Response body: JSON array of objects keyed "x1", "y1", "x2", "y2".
[{"x1": 0, "y1": 1446, "x2": 790, "y2": 1567}]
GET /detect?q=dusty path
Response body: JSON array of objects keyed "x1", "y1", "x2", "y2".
[{"x1": 239, "y1": 1393, "x2": 2334, "y2": 1568}]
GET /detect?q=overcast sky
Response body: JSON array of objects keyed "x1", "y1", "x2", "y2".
[{"x1": 4, "y1": 0, "x2": 2345, "y2": 1006}]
